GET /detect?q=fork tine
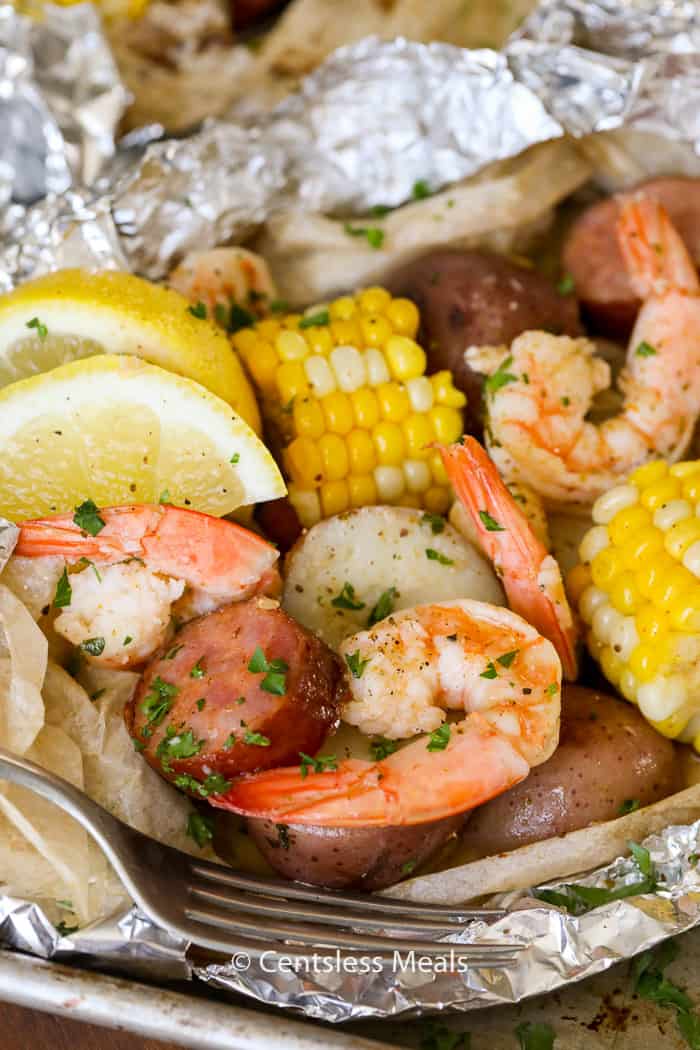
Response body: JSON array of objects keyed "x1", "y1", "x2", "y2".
[{"x1": 189, "y1": 860, "x2": 500, "y2": 923}]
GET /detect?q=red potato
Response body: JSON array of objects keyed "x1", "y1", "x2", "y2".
[
  {"x1": 126, "y1": 597, "x2": 344, "y2": 796},
  {"x1": 246, "y1": 814, "x2": 467, "y2": 891},
  {"x1": 562, "y1": 176, "x2": 700, "y2": 338},
  {"x1": 458, "y1": 685, "x2": 681, "y2": 859},
  {"x1": 386, "y1": 251, "x2": 581, "y2": 431}
]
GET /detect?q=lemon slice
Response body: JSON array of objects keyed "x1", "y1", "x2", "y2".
[
  {"x1": 0, "y1": 269, "x2": 261, "y2": 432},
  {"x1": 0, "y1": 356, "x2": 285, "y2": 522}
]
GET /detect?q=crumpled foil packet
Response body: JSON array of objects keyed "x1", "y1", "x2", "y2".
[{"x1": 3, "y1": 0, "x2": 700, "y2": 1026}]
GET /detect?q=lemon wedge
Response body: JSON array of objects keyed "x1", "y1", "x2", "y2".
[
  {"x1": 0, "y1": 356, "x2": 285, "y2": 522},
  {"x1": 0, "y1": 269, "x2": 261, "y2": 432}
]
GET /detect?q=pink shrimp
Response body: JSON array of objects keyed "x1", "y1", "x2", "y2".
[
  {"x1": 15, "y1": 504, "x2": 279, "y2": 668},
  {"x1": 439, "y1": 437, "x2": 578, "y2": 679}
]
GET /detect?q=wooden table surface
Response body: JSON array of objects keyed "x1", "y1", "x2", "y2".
[{"x1": 0, "y1": 1002, "x2": 182, "y2": 1050}]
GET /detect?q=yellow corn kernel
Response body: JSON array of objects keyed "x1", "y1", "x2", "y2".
[
  {"x1": 398, "y1": 492, "x2": 422, "y2": 508},
  {"x1": 651, "y1": 710, "x2": 690, "y2": 739},
  {"x1": 640, "y1": 475, "x2": 681, "y2": 510},
  {"x1": 403, "y1": 459, "x2": 431, "y2": 493},
  {"x1": 232, "y1": 328, "x2": 259, "y2": 356},
  {"x1": 428, "y1": 451, "x2": 449, "y2": 486},
  {"x1": 276, "y1": 361, "x2": 309, "y2": 404},
  {"x1": 364, "y1": 347, "x2": 391, "y2": 386},
  {"x1": 276, "y1": 329, "x2": 308, "y2": 362},
  {"x1": 609, "y1": 572, "x2": 641, "y2": 615},
  {"x1": 282, "y1": 313, "x2": 302, "y2": 330},
  {"x1": 566, "y1": 564, "x2": 592, "y2": 606},
  {"x1": 623, "y1": 526, "x2": 665, "y2": 568},
  {"x1": 320, "y1": 480, "x2": 350, "y2": 517},
  {"x1": 635, "y1": 554, "x2": 677, "y2": 598},
  {"x1": 348, "y1": 474, "x2": 377, "y2": 507},
  {"x1": 374, "y1": 465, "x2": 405, "y2": 501},
  {"x1": 287, "y1": 485, "x2": 321, "y2": 528},
  {"x1": 318, "y1": 433, "x2": 349, "y2": 482},
  {"x1": 321, "y1": 392, "x2": 354, "y2": 435},
  {"x1": 636, "y1": 603, "x2": 671, "y2": 642},
  {"x1": 245, "y1": 340, "x2": 278, "y2": 391},
  {"x1": 681, "y1": 475, "x2": 700, "y2": 502},
  {"x1": 372, "y1": 422, "x2": 405, "y2": 466},
  {"x1": 359, "y1": 287, "x2": 392, "y2": 313},
  {"x1": 619, "y1": 669, "x2": 639, "y2": 704},
  {"x1": 591, "y1": 546, "x2": 626, "y2": 589},
  {"x1": 406, "y1": 376, "x2": 434, "y2": 413},
  {"x1": 304, "y1": 355, "x2": 336, "y2": 398},
  {"x1": 629, "y1": 644, "x2": 664, "y2": 682},
  {"x1": 402, "y1": 413, "x2": 434, "y2": 459},
  {"x1": 376, "y1": 382, "x2": 411, "y2": 423},
  {"x1": 304, "y1": 326, "x2": 334, "y2": 355},
  {"x1": 254, "y1": 319, "x2": 278, "y2": 341},
  {"x1": 346, "y1": 429, "x2": 376, "y2": 475},
  {"x1": 629, "y1": 460, "x2": 668, "y2": 488},
  {"x1": 668, "y1": 591, "x2": 700, "y2": 632},
  {"x1": 360, "y1": 314, "x2": 393, "y2": 349},
  {"x1": 350, "y1": 388, "x2": 380, "y2": 429},
  {"x1": 670, "y1": 460, "x2": 700, "y2": 478},
  {"x1": 650, "y1": 564, "x2": 695, "y2": 609},
  {"x1": 330, "y1": 346, "x2": 367, "y2": 392},
  {"x1": 431, "y1": 371, "x2": 467, "y2": 408},
  {"x1": 386, "y1": 298, "x2": 420, "y2": 338},
  {"x1": 608, "y1": 505, "x2": 652, "y2": 546},
  {"x1": 600, "y1": 645, "x2": 623, "y2": 686},
  {"x1": 330, "y1": 319, "x2": 363, "y2": 348},
  {"x1": 385, "y1": 336, "x2": 427, "y2": 381},
  {"x1": 292, "y1": 397, "x2": 325, "y2": 440},
  {"x1": 329, "y1": 296, "x2": 357, "y2": 321},
  {"x1": 284, "y1": 438, "x2": 323, "y2": 488},
  {"x1": 424, "y1": 486, "x2": 451, "y2": 514},
  {"x1": 665, "y1": 516, "x2": 700, "y2": 559},
  {"x1": 429, "y1": 405, "x2": 463, "y2": 444}
]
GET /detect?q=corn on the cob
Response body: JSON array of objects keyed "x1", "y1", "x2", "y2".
[
  {"x1": 233, "y1": 288, "x2": 466, "y2": 527},
  {"x1": 571, "y1": 458, "x2": 700, "y2": 748}
]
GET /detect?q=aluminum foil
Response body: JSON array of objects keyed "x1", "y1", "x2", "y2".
[{"x1": 4, "y1": 0, "x2": 700, "y2": 1028}]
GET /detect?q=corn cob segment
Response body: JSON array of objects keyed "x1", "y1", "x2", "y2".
[
  {"x1": 571, "y1": 458, "x2": 700, "y2": 748},
  {"x1": 233, "y1": 288, "x2": 466, "y2": 526}
]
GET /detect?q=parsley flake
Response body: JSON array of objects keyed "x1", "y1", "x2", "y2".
[
  {"x1": 299, "y1": 753, "x2": 338, "y2": 778},
  {"x1": 230, "y1": 452, "x2": 240, "y2": 464},
  {"x1": 619, "y1": 798, "x2": 641, "y2": 816},
  {"x1": 196, "y1": 697, "x2": 206, "y2": 711},
  {"x1": 421, "y1": 512, "x2": 446, "y2": 534},
  {"x1": 186, "y1": 812, "x2": 214, "y2": 848},
  {"x1": 556, "y1": 272, "x2": 575, "y2": 296},
  {"x1": 159, "y1": 489, "x2": 171, "y2": 504},
  {"x1": 412, "y1": 179, "x2": 432, "y2": 200},
  {"x1": 27, "y1": 316, "x2": 49, "y2": 339},
  {"x1": 80, "y1": 636, "x2": 105, "y2": 657},
  {"x1": 223, "y1": 733, "x2": 236, "y2": 749},
  {"x1": 480, "y1": 661, "x2": 498, "y2": 679},
  {"x1": 247, "y1": 647, "x2": 288, "y2": 695},
  {"x1": 73, "y1": 499, "x2": 105, "y2": 536},
  {"x1": 427, "y1": 724, "x2": 451, "y2": 752},
  {"x1": 546, "y1": 682, "x2": 559, "y2": 696},
  {"x1": 244, "y1": 730, "x2": 271, "y2": 747},
  {"x1": 299, "y1": 310, "x2": 330, "y2": 329},
  {"x1": 516, "y1": 1021, "x2": 555, "y2": 1050},
  {"x1": 370, "y1": 737, "x2": 398, "y2": 761},
  {"x1": 367, "y1": 587, "x2": 398, "y2": 626},
  {"x1": 636, "y1": 340, "x2": 658, "y2": 357},
  {"x1": 165, "y1": 644, "x2": 183, "y2": 660},
  {"x1": 53, "y1": 567, "x2": 72, "y2": 609},
  {"x1": 478, "y1": 510, "x2": 505, "y2": 532},
  {"x1": 497, "y1": 649, "x2": 519, "y2": 668},
  {"x1": 484, "y1": 355, "x2": 518, "y2": 396},
  {"x1": 345, "y1": 650, "x2": 370, "y2": 679},
  {"x1": 343, "y1": 223, "x2": 385, "y2": 250},
  {"x1": 426, "y1": 548, "x2": 453, "y2": 565},
  {"x1": 331, "y1": 582, "x2": 365, "y2": 610},
  {"x1": 141, "y1": 676, "x2": 179, "y2": 726},
  {"x1": 188, "y1": 301, "x2": 207, "y2": 319},
  {"x1": 190, "y1": 659, "x2": 205, "y2": 679}
]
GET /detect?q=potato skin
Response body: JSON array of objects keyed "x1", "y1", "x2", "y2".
[
  {"x1": 458, "y1": 685, "x2": 681, "y2": 858},
  {"x1": 386, "y1": 250, "x2": 581, "y2": 430},
  {"x1": 126, "y1": 598, "x2": 344, "y2": 796},
  {"x1": 246, "y1": 813, "x2": 467, "y2": 890},
  {"x1": 562, "y1": 177, "x2": 700, "y2": 338}
]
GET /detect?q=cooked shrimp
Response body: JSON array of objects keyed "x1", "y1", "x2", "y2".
[
  {"x1": 440, "y1": 437, "x2": 578, "y2": 679},
  {"x1": 15, "y1": 504, "x2": 279, "y2": 668},
  {"x1": 168, "y1": 248, "x2": 277, "y2": 319},
  {"x1": 213, "y1": 599, "x2": 561, "y2": 827},
  {"x1": 470, "y1": 196, "x2": 700, "y2": 509}
]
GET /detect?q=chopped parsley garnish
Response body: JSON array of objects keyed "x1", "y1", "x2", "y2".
[
  {"x1": 370, "y1": 204, "x2": 392, "y2": 218},
  {"x1": 247, "y1": 646, "x2": 288, "y2": 695},
  {"x1": 367, "y1": 587, "x2": 398, "y2": 626},
  {"x1": 619, "y1": 798, "x2": 641, "y2": 815},
  {"x1": 174, "y1": 772, "x2": 231, "y2": 797},
  {"x1": 556, "y1": 272, "x2": 575, "y2": 296},
  {"x1": 230, "y1": 452, "x2": 240, "y2": 464},
  {"x1": 190, "y1": 659, "x2": 205, "y2": 679},
  {"x1": 516, "y1": 1021, "x2": 555, "y2": 1050},
  {"x1": 480, "y1": 661, "x2": 498, "y2": 679},
  {"x1": 299, "y1": 310, "x2": 330, "y2": 329},
  {"x1": 159, "y1": 489, "x2": 171, "y2": 504},
  {"x1": 636, "y1": 340, "x2": 657, "y2": 357},
  {"x1": 186, "y1": 812, "x2": 214, "y2": 848},
  {"x1": 196, "y1": 697, "x2": 206, "y2": 711},
  {"x1": 427, "y1": 724, "x2": 451, "y2": 752},
  {"x1": 331, "y1": 582, "x2": 365, "y2": 610},
  {"x1": 561, "y1": 396, "x2": 570, "y2": 406},
  {"x1": 223, "y1": 733, "x2": 236, "y2": 749},
  {"x1": 157, "y1": 727, "x2": 203, "y2": 768},
  {"x1": 418, "y1": 1020, "x2": 469, "y2": 1050},
  {"x1": 421, "y1": 512, "x2": 445, "y2": 534},
  {"x1": 270, "y1": 299, "x2": 290, "y2": 314},
  {"x1": 546, "y1": 682, "x2": 559, "y2": 696},
  {"x1": 244, "y1": 730, "x2": 271, "y2": 747},
  {"x1": 426, "y1": 548, "x2": 453, "y2": 565},
  {"x1": 478, "y1": 510, "x2": 505, "y2": 532},
  {"x1": 484, "y1": 354, "x2": 517, "y2": 396},
  {"x1": 497, "y1": 650, "x2": 519, "y2": 668},
  {"x1": 53, "y1": 567, "x2": 72, "y2": 609},
  {"x1": 631, "y1": 939, "x2": 700, "y2": 1049},
  {"x1": 343, "y1": 223, "x2": 385, "y2": 249},
  {"x1": 370, "y1": 737, "x2": 398, "y2": 761},
  {"x1": 188, "y1": 301, "x2": 207, "y2": 319},
  {"x1": 56, "y1": 921, "x2": 79, "y2": 937},
  {"x1": 56, "y1": 899, "x2": 73, "y2": 911},
  {"x1": 401, "y1": 859, "x2": 417, "y2": 876},
  {"x1": 141, "y1": 676, "x2": 179, "y2": 726},
  {"x1": 80, "y1": 636, "x2": 105, "y2": 657},
  {"x1": 132, "y1": 738, "x2": 145, "y2": 752},
  {"x1": 535, "y1": 840, "x2": 657, "y2": 914},
  {"x1": 412, "y1": 179, "x2": 432, "y2": 200},
  {"x1": 123, "y1": 635, "x2": 132, "y2": 646},
  {"x1": 345, "y1": 650, "x2": 370, "y2": 679},
  {"x1": 77, "y1": 556, "x2": 101, "y2": 582},
  {"x1": 73, "y1": 499, "x2": 105, "y2": 536},
  {"x1": 26, "y1": 316, "x2": 48, "y2": 339},
  {"x1": 299, "y1": 753, "x2": 338, "y2": 778},
  {"x1": 165, "y1": 644, "x2": 184, "y2": 660},
  {"x1": 228, "y1": 303, "x2": 255, "y2": 333}
]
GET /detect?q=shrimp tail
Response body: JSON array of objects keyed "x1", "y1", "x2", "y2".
[
  {"x1": 439, "y1": 438, "x2": 578, "y2": 679},
  {"x1": 617, "y1": 196, "x2": 700, "y2": 298}
]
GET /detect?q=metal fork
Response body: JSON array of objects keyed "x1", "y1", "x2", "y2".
[{"x1": 0, "y1": 747, "x2": 521, "y2": 965}]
